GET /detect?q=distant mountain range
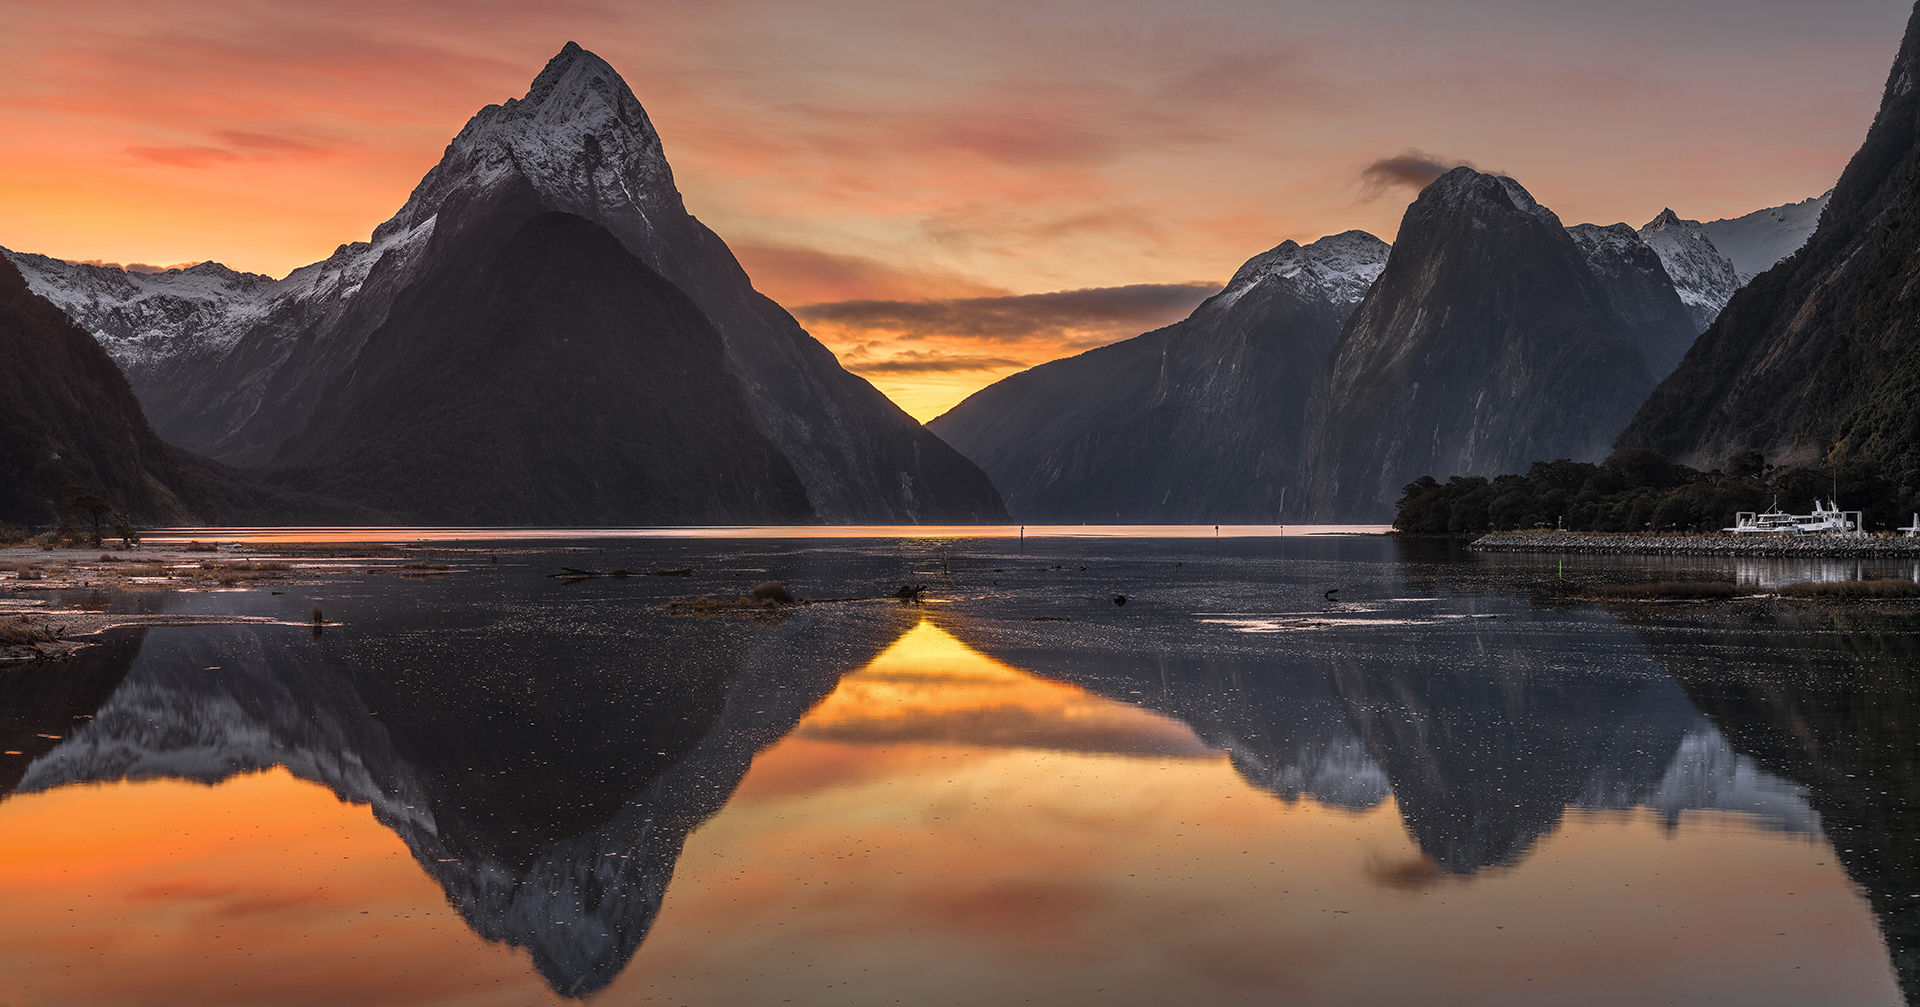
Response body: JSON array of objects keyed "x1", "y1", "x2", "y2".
[
  {"x1": 933, "y1": 171, "x2": 1824, "y2": 522},
  {"x1": 0, "y1": 40, "x2": 1852, "y2": 526},
  {"x1": 2, "y1": 44, "x2": 1007, "y2": 525}
]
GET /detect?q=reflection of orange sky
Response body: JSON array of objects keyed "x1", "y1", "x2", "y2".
[
  {"x1": 0, "y1": 1, "x2": 1896, "y2": 415},
  {"x1": 0, "y1": 769, "x2": 562, "y2": 1006}
]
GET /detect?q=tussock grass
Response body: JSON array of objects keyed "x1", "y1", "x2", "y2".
[{"x1": 0, "y1": 616, "x2": 56, "y2": 646}]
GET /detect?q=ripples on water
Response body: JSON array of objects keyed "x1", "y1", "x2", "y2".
[{"x1": 0, "y1": 532, "x2": 1915, "y2": 1005}]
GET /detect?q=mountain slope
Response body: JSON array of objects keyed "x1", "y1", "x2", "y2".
[
  {"x1": 928, "y1": 231, "x2": 1387, "y2": 522},
  {"x1": 1615, "y1": 3, "x2": 1920, "y2": 477},
  {"x1": 1565, "y1": 221, "x2": 1702, "y2": 379},
  {"x1": 1300, "y1": 168, "x2": 1658, "y2": 521},
  {"x1": 1697, "y1": 190, "x2": 1834, "y2": 284},
  {"x1": 8, "y1": 43, "x2": 1006, "y2": 523},
  {"x1": 272, "y1": 180, "x2": 814, "y2": 524},
  {"x1": 1636, "y1": 209, "x2": 1742, "y2": 333},
  {"x1": 4, "y1": 217, "x2": 440, "y2": 467},
  {"x1": 384, "y1": 42, "x2": 1003, "y2": 522},
  {"x1": 0, "y1": 256, "x2": 201, "y2": 526}
]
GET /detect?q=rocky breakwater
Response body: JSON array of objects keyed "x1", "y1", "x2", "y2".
[{"x1": 1470, "y1": 531, "x2": 1920, "y2": 558}]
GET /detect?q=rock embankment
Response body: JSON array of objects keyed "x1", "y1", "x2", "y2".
[{"x1": 1470, "y1": 531, "x2": 1920, "y2": 557}]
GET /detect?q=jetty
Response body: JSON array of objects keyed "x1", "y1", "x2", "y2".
[{"x1": 1469, "y1": 531, "x2": 1920, "y2": 557}]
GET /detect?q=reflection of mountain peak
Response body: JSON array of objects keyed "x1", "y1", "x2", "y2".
[{"x1": 10, "y1": 604, "x2": 915, "y2": 999}]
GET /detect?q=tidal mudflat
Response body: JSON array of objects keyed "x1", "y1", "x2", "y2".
[{"x1": 0, "y1": 530, "x2": 1914, "y2": 1006}]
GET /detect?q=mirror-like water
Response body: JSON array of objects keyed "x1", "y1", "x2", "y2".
[{"x1": 1, "y1": 534, "x2": 1914, "y2": 1005}]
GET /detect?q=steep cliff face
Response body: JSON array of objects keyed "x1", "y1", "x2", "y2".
[
  {"x1": 1616, "y1": 3, "x2": 1920, "y2": 476},
  {"x1": 270, "y1": 180, "x2": 814, "y2": 525},
  {"x1": 1566, "y1": 221, "x2": 1702, "y2": 379},
  {"x1": 0, "y1": 256, "x2": 202, "y2": 525},
  {"x1": 1300, "y1": 169, "x2": 1657, "y2": 522},
  {"x1": 929, "y1": 231, "x2": 1387, "y2": 522}
]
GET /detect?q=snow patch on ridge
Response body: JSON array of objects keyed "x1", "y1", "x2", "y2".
[{"x1": 1212, "y1": 230, "x2": 1389, "y2": 312}]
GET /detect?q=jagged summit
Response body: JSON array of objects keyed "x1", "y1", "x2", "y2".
[
  {"x1": 1634, "y1": 208, "x2": 1739, "y2": 333},
  {"x1": 382, "y1": 42, "x2": 677, "y2": 244}
]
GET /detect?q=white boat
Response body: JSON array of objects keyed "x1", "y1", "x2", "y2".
[
  {"x1": 1900, "y1": 513, "x2": 1920, "y2": 537},
  {"x1": 1725, "y1": 499, "x2": 1862, "y2": 535}
]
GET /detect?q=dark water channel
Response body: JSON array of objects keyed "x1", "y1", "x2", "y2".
[{"x1": 1, "y1": 534, "x2": 1915, "y2": 1005}]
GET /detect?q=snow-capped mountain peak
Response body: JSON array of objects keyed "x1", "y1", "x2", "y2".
[
  {"x1": 1635, "y1": 209, "x2": 1739, "y2": 332},
  {"x1": 1214, "y1": 230, "x2": 1390, "y2": 312},
  {"x1": 383, "y1": 41, "x2": 679, "y2": 242}
]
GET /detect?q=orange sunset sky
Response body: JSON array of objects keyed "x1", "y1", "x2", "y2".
[{"x1": 0, "y1": 0, "x2": 1907, "y2": 419}]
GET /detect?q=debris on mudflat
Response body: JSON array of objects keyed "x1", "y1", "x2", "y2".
[
  {"x1": 1111, "y1": 594, "x2": 1128, "y2": 606},
  {"x1": 750, "y1": 581, "x2": 796, "y2": 604},
  {"x1": 894, "y1": 584, "x2": 928, "y2": 602},
  {"x1": 550, "y1": 567, "x2": 632, "y2": 580}
]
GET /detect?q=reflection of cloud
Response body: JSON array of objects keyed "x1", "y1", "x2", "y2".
[{"x1": 1358, "y1": 149, "x2": 1479, "y2": 199}]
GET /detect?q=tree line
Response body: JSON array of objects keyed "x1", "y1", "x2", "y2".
[{"x1": 1393, "y1": 448, "x2": 1916, "y2": 535}]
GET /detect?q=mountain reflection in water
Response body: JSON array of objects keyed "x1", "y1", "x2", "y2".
[{"x1": 0, "y1": 538, "x2": 1909, "y2": 1004}]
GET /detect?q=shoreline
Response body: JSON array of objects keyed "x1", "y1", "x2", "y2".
[{"x1": 1471, "y1": 530, "x2": 1920, "y2": 557}]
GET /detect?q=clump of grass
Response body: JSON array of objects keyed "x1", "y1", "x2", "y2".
[
  {"x1": 96, "y1": 554, "x2": 123, "y2": 563},
  {"x1": 199, "y1": 561, "x2": 291, "y2": 572},
  {"x1": 1591, "y1": 581, "x2": 1739, "y2": 600},
  {"x1": 1780, "y1": 579, "x2": 1920, "y2": 599},
  {"x1": 0, "y1": 615, "x2": 56, "y2": 646},
  {"x1": 183, "y1": 541, "x2": 219, "y2": 553}
]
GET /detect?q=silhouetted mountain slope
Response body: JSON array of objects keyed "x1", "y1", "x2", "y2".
[
  {"x1": 1616, "y1": 3, "x2": 1920, "y2": 475},
  {"x1": 272, "y1": 181, "x2": 814, "y2": 525},
  {"x1": 929, "y1": 231, "x2": 1387, "y2": 522},
  {"x1": 1300, "y1": 169, "x2": 1658, "y2": 521},
  {"x1": 0, "y1": 256, "x2": 202, "y2": 525}
]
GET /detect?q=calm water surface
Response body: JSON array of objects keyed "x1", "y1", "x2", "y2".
[{"x1": 1, "y1": 533, "x2": 1915, "y2": 1005}]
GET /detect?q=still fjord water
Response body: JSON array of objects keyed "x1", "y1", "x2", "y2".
[{"x1": 0, "y1": 532, "x2": 1914, "y2": 1005}]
